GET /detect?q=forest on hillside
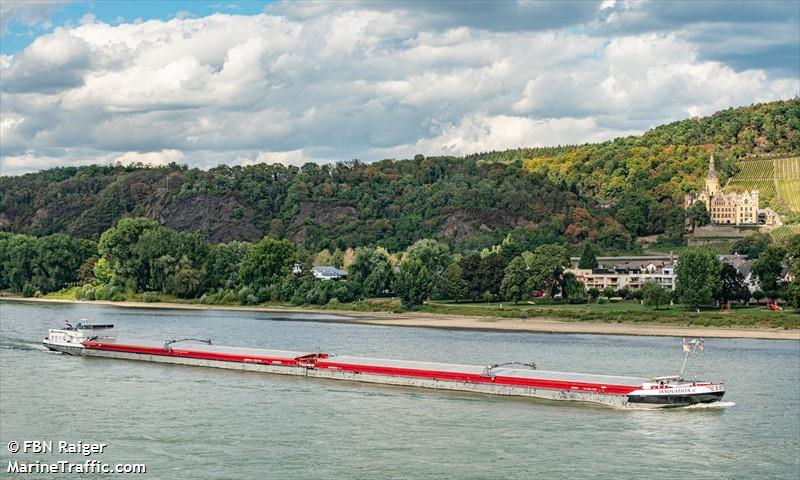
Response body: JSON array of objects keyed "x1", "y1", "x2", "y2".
[{"x1": 1, "y1": 99, "x2": 798, "y2": 254}]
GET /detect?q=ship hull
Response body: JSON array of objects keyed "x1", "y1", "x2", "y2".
[
  {"x1": 627, "y1": 391, "x2": 725, "y2": 407},
  {"x1": 42, "y1": 339, "x2": 84, "y2": 356},
  {"x1": 76, "y1": 339, "x2": 725, "y2": 409},
  {"x1": 82, "y1": 346, "x2": 639, "y2": 408}
]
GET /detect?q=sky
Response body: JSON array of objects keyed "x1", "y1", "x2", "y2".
[{"x1": 1, "y1": 0, "x2": 798, "y2": 176}]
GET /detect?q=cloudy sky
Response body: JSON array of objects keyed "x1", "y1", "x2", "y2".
[{"x1": 1, "y1": 1, "x2": 798, "y2": 175}]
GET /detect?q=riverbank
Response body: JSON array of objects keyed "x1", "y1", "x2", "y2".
[{"x1": 3, "y1": 296, "x2": 798, "y2": 340}]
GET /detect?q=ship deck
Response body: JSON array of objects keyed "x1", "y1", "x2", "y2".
[{"x1": 82, "y1": 338, "x2": 647, "y2": 391}]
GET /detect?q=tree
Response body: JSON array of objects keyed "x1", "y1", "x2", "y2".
[
  {"x1": 522, "y1": 244, "x2": 570, "y2": 297},
  {"x1": 787, "y1": 236, "x2": 800, "y2": 310},
  {"x1": 642, "y1": 282, "x2": 670, "y2": 310},
  {"x1": 32, "y1": 234, "x2": 93, "y2": 293},
  {"x1": 2, "y1": 234, "x2": 39, "y2": 293},
  {"x1": 752, "y1": 289, "x2": 766, "y2": 304},
  {"x1": 752, "y1": 245, "x2": 787, "y2": 296},
  {"x1": 730, "y1": 234, "x2": 771, "y2": 259},
  {"x1": 459, "y1": 253, "x2": 484, "y2": 302},
  {"x1": 787, "y1": 260, "x2": 800, "y2": 310},
  {"x1": 686, "y1": 202, "x2": 711, "y2": 231},
  {"x1": 587, "y1": 287, "x2": 600, "y2": 301},
  {"x1": 501, "y1": 256, "x2": 529, "y2": 304},
  {"x1": 676, "y1": 248, "x2": 722, "y2": 310},
  {"x1": 395, "y1": 258, "x2": 433, "y2": 308},
  {"x1": 239, "y1": 237, "x2": 297, "y2": 291},
  {"x1": 313, "y1": 249, "x2": 334, "y2": 266},
  {"x1": 715, "y1": 263, "x2": 751, "y2": 305},
  {"x1": 131, "y1": 227, "x2": 207, "y2": 292},
  {"x1": 348, "y1": 248, "x2": 373, "y2": 287},
  {"x1": 405, "y1": 239, "x2": 450, "y2": 275},
  {"x1": 562, "y1": 272, "x2": 587, "y2": 303},
  {"x1": 0, "y1": 233, "x2": 92, "y2": 295},
  {"x1": 97, "y1": 217, "x2": 160, "y2": 290},
  {"x1": 342, "y1": 248, "x2": 356, "y2": 268},
  {"x1": 441, "y1": 261, "x2": 468, "y2": 302},
  {"x1": 331, "y1": 249, "x2": 344, "y2": 268},
  {"x1": 348, "y1": 247, "x2": 394, "y2": 297},
  {"x1": 93, "y1": 257, "x2": 113, "y2": 284},
  {"x1": 206, "y1": 241, "x2": 251, "y2": 290},
  {"x1": 166, "y1": 255, "x2": 205, "y2": 298},
  {"x1": 602, "y1": 286, "x2": 615, "y2": 300},
  {"x1": 479, "y1": 253, "x2": 505, "y2": 299},
  {"x1": 578, "y1": 243, "x2": 599, "y2": 269}
]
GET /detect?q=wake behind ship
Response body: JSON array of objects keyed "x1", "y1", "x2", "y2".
[{"x1": 44, "y1": 324, "x2": 724, "y2": 409}]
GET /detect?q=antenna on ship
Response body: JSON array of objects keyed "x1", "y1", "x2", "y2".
[{"x1": 679, "y1": 338, "x2": 704, "y2": 378}]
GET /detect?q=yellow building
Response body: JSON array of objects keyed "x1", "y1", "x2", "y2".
[{"x1": 684, "y1": 155, "x2": 759, "y2": 225}]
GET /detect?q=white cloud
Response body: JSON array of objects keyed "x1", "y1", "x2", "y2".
[
  {"x1": 0, "y1": 1, "x2": 67, "y2": 35},
  {"x1": 0, "y1": 148, "x2": 184, "y2": 175},
  {"x1": 513, "y1": 34, "x2": 799, "y2": 123},
  {"x1": 2, "y1": 28, "x2": 91, "y2": 92},
  {"x1": 0, "y1": 7, "x2": 797, "y2": 175},
  {"x1": 252, "y1": 149, "x2": 319, "y2": 167},
  {"x1": 394, "y1": 114, "x2": 637, "y2": 159}
]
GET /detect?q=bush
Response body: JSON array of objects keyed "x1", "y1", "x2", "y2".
[
  {"x1": 199, "y1": 289, "x2": 238, "y2": 305},
  {"x1": 21, "y1": 283, "x2": 37, "y2": 297},
  {"x1": 76, "y1": 284, "x2": 96, "y2": 300},
  {"x1": 237, "y1": 286, "x2": 260, "y2": 305},
  {"x1": 111, "y1": 291, "x2": 127, "y2": 301},
  {"x1": 94, "y1": 284, "x2": 111, "y2": 300},
  {"x1": 567, "y1": 293, "x2": 588, "y2": 304},
  {"x1": 142, "y1": 292, "x2": 160, "y2": 303}
]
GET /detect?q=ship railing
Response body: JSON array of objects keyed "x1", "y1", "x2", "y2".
[
  {"x1": 163, "y1": 338, "x2": 213, "y2": 350},
  {"x1": 481, "y1": 362, "x2": 537, "y2": 378}
]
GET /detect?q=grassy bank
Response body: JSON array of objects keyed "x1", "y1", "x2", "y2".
[
  {"x1": 21, "y1": 289, "x2": 799, "y2": 330},
  {"x1": 313, "y1": 298, "x2": 799, "y2": 330},
  {"x1": 418, "y1": 301, "x2": 800, "y2": 330}
]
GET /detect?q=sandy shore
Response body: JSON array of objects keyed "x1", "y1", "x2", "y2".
[{"x1": 3, "y1": 296, "x2": 798, "y2": 340}]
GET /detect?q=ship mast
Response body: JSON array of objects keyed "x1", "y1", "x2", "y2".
[{"x1": 679, "y1": 338, "x2": 704, "y2": 377}]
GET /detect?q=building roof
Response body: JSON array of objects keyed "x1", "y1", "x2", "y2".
[{"x1": 312, "y1": 266, "x2": 348, "y2": 277}]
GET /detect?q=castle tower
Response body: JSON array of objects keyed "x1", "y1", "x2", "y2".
[{"x1": 705, "y1": 154, "x2": 720, "y2": 195}]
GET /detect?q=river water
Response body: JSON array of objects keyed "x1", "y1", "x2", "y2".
[{"x1": 0, "y1": 301, "x2": 798, "y2": 479}]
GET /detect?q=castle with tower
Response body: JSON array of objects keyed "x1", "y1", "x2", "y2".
[{"x1": 684, "y1": 155, "x2": 774, "y2": 225}]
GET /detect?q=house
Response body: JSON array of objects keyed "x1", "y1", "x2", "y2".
[
  {"x1": 719, "y1": 254, "x2": 759, "y2": 292},
  {"x1": 757, "y1": 207, "x2": 783, "y2": 226},
  {"x1": 567, "y1": 264, "x2": 677, "y2": 291},
  {"x1": 311, "y1": 266, "x2": 348, "y2": 281},
  {"x1": 569, "y1": 254, "x2": 675, "y2": 270}
]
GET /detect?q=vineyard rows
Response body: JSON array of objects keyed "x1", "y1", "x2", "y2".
[
  {"x1": 770, "y1": 224, "x2": 800, "y2": 243},
  {"x1": 726, "y1": 157, "x2": 800, "y2": 214}
]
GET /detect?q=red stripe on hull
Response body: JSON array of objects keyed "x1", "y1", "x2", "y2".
[
  {"x1": 83, "y1": 342, "x2": 639, "y2": 395},
  {"x1": 316, "y1": 361, "x2": 637, "y2": 395},
  {"x1": 82, "y1": 341, "x2": 302, "y2": 366}
]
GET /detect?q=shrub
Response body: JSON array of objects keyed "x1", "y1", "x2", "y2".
[
  {"x1": 76, "y1": 285, "x2": 95, "y2": 300},
  {"x1": 21, "y1": 283, "x2": 36, "y2": 297},
  {"x1": 143, "y1": 292, "x2": 160, "y2": 303},
  {"x1": 111, "y1": 291, "x2": 126, "y2": 301}
]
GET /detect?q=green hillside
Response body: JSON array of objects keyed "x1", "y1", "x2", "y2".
[{"x1": 1, "y1": 99, "x2": 798, "y2": 253}]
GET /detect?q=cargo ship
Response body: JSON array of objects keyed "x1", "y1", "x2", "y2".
[{"x1": 44, "y1": 325, "x2": 724, "y2": 409}]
